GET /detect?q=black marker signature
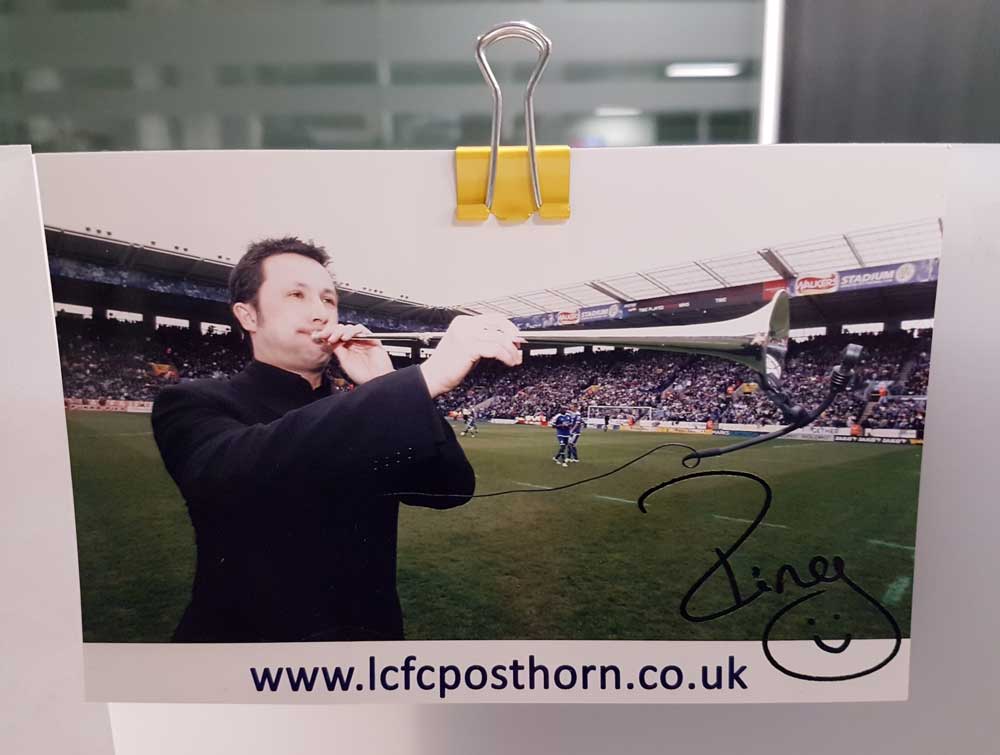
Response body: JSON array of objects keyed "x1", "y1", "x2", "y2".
[{"x1": 638, "y1": 470, "x2": 902, "y2": 682}]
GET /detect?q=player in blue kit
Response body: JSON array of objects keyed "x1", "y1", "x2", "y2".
[
  {"x1": 551, "y1": 407, "x2": 573, "y2": 467},
  {"x1": 566, "y1": 406, "x2": 584, "y2": 463}
]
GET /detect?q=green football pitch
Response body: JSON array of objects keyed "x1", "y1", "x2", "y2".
[{"x1": 67, "y1": 411, "x2": 919, "y2": 643}]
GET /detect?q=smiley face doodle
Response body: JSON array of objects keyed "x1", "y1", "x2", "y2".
[
  {"x1": 809, "y1": 612, "x2": 851, "y2": 654},
  {"x1": 761, "y1": 584, "x2": 902, "y2": 682}
]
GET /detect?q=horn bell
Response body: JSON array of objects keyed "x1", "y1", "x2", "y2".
[{"x1": 518, "y1": 289, "x2": 790, "y2": 385}]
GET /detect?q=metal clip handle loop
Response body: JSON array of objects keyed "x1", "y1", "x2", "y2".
[{"x1": 474, "y1": 21, "x2": 552, "y2": 212}]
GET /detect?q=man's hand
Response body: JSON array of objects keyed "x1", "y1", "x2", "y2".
[
  {"x1": 420, "y1": 315, "x2": 524, "y2": 399},
  {"x1": 312, "y1": 323, "x2": 394, "y2": 386}
]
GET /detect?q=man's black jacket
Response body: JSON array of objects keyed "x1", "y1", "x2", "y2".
[{"x1": 151, "y1": 360, "x2": 475, "y2": 643}]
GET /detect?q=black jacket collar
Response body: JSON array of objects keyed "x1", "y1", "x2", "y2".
[{"x1": 240, "y1": 359, "x2": 332, "y2": 404}]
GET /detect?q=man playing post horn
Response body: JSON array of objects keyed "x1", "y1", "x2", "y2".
[{"x1": 152, "y1": 237, "x2": 523, "y2": 643}]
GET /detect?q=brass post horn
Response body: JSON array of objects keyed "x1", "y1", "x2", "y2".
[{"x1": 355, "y1": 289, "x2": 791, "y2": 389}]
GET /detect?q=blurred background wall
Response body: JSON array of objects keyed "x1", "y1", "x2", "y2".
[
  {"x1": 2, "y1": 1, "x2": 766, "y2": 151},
  {"x1": 0, "y1": 0, "x2": 995, "y2": 151}
]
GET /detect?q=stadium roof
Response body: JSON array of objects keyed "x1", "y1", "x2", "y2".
[
  {"x1": 46, "y1": 218, "x2": 941, "y2": 331},
  {"x1": 44, "y1": 227, "x2": 458, "y2": 324},
  {"x1": 458, "y1": 217, "x2": 943, "y2": 316}
]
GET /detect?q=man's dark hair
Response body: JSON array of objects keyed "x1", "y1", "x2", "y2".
[{"x1": 229, "y1": 236, "x2": 332, "y2": 310}]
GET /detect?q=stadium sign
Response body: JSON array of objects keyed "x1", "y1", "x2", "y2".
[
  {"x1": 512, "y1": 303, "x2": 626, "y2": 330},
  {"x1": 762, "y1": 279, "x2": 788, "y2": 301},
  {"x1": 789, "y1": 259, "x2": 938, "y2": 298},
  {"x1": 838, "y1": 259, "x2": 938, "y2": 290},
  {"x1": 511, "y1": 311, "x2": 560, "y2": 330},
  {"x1": 557, "y1": 309, "x2": 581, "y2": 326},
  {"x1": 841, "y1": 268, "x2": 899, "y2": 287},
  {"x1": 64, "y1": 398, "x2": 153, "y2": 413},
  {"x1": 834, "y1": 436, "x2": 914, "y2": 445},
  {"x1": 579, "y1": 303, "x2": 625, "y2": 323},
  {"x1": 868, "y1": 428, "x2": 919, "y2": 439},
  {"x1": 794, "y1": 273, "x2": 839, "y2": 296},
  {"x1": 623, "y1": 281, "x2": 769, "y2": 317}
]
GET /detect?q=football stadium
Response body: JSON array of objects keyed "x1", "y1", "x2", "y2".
[{"x1": 48, "y1": 219, "x2": 938, "y2": 643}]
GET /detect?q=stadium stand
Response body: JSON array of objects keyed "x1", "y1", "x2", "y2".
[
  {"x1": 55, "y1": 312, "x2": 930, "y2": 430},
  {"x1": 55, "y1": 314, "x2": 359, "y2": 401},
  {"x1": 436, "y1": 330, "x2": 931, "y2": 430}
]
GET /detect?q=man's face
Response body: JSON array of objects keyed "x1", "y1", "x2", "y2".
[{"x1": 237, "y1": 253, "x2": 338, "y2": 373}]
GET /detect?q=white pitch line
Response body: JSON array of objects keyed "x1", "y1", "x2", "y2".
[
  {"x1": 512, "y1": 481, "x2": 549, "y2": 489},
  {"x1": 595, "y1": 495, "x2": 634, "y2": 504},
  {"x1": 882, "y1": 576, "x2": 912, "y2": 606},
  {"x1": 868, "y1": 539, "x2": 915, "y2": 552},
  {"x1": 712, "y1": 514, "x2": 789, "y2": 530}
]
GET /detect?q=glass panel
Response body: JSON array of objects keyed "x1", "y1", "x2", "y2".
[
  {"x1": 709, "y1": 110, "x2": 756, "y2": 143},
  {"x1": 656, "y1": 114, "x2": 699, "y2": 144},
  {"x1": 2, "y1": 0, "x2": 766, "y2": 151}
]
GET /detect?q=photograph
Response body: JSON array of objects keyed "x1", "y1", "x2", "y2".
[{"x1": 34, "y1": 144, "x2": 944, "y2": 701}]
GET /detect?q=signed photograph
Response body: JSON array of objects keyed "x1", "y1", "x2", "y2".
[{"x1": 35, "y1": 145, "x2": 945, "y2": 702}]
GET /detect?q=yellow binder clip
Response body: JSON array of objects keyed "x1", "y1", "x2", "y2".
[{"x1": 455, "y1": 21, "x2": 570, "y2": 223}]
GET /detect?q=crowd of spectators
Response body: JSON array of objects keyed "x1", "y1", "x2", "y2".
[
  {"x1": 57, "y1": 315, "x2": 245, "y2": 401},
  {"x1": 905, "y1": 342, "x2": 933, "y2": 396},
  {"x1": 55, "y1": 314, "x2": 355, "y2": 402},
  {"x1": 865, "y1": 398, "x2": 926, "y2": 431},
  {"x1": 437, "y1": 330, "x2": 933, "y2": 430},
  {"x1": 55, "y1": 312, "x2": 932, "y2": 430}
]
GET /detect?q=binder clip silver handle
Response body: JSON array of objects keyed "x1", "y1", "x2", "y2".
[{"x1": 474, "y1": 21, "x2": 552, "y2": 213}]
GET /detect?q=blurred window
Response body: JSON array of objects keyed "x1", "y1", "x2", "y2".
[{"x1": 1, "y1": 0, "x2": 765, "y2": 151}]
